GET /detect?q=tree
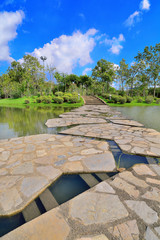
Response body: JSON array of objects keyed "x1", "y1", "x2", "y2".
[
  {"x1": 135, "y1": 44, "x2": 160, "y2": 97},
  {"x1": 126, "y1": 63, "x2": 139, "y2": 97},
  {"x1": 22, "y1": 55, "x2": 45, "y2": 96},
  {"x1": 92, "y1": 59, "x2": 116, "y2": 93},
  {"x1": 117, "y1": 59, "x2": 129, "y2": 92},
  {"x1": 79, "y1": 75, "x2": 93, "y2": 88},
  {"x1": 1, "y1": 74, "x2": 12, "y2": 98},
  {"x1": 135, "y1": 60, "x2": 150, "y2": 97}
]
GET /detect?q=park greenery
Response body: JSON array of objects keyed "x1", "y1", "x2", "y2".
[{"x1": 0, "y1": 43, "x2": 159, "y2": 106}]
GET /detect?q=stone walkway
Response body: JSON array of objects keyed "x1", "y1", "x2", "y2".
[
  {"x1": 2, "y1": 164, "x2": 160, "y2": 240},
  {"x1": 59, "y1": 105, "x2": 126, "y2": 119},
  {"x1": 0, "y1": 134, "x2": 115, "y2": 215},
  {"x1": 0, "y1": 104, "x2": 160, "y2": 239},
  {"x1": 45, "y1": 117, "x2": 106, "y2": 127}
]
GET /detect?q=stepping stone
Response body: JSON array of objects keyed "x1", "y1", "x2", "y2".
[
  {"x1": 70, "y1": 192, "x2": 129, "y2": 225},
  {"x1": 39, "y1": 189, "x2": 59, "y2": 211},
  {"x1": 155, "y1": 227, "x2": 160, "y2": 237},
  {"x1": 142, "y1": 187, "x2": 160, "y2": 203},
  {"x1": 119, "y1": 171, "x2": 149, "y2": 188},
  {"x1": 22, "y1": 201, "x2": 41, "y2": 222},
  {"x1": 108, "y1": 219, "x2": 139, "y2": 240},
  {"x1": 94, "y1": 181, "x2": 115, "y2": 194},
  {"x1": 76, "y1": 234, "x2": 109, "y2": 240},
  {"x1": 125, "y1": 200, "x2": 158, "y2": 225},
  {"x1": 145, "y1": 227, "x2": 159, "y2": 240},
  {"x1": 111, "y1": 177, "x2": 139, "y2": 198},
  {"x1": 79, "y1": 174, "x2": 99, "y2": 188},
  {"x1": 133, "y1": 164, "x2": 156, "y2": 176}
]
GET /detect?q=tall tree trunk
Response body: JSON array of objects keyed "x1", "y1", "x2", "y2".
[{"x1": 153, "y1": 80, "x2": 156, "y2": 98}]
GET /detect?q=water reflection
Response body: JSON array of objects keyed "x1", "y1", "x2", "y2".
[
  {"x1": 0, "y1": 106, "x2": 74, "y2": 139},
  {"x1": 113, "y1": 106, "x2": 160, "y2": 132}
]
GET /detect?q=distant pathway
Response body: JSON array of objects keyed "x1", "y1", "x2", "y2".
[{"x1": 82, "y1": 95, "x2": 106, "y2": 105}]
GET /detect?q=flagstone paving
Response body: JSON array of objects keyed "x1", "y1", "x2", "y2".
[
  {"x1": 2, "y1": 164, "x2": 160, "y2": 240},
  {"x1": 45, "y1": 117, "x2": 106, "y2": 127},
  {"x1": 1, "y1": 104, "x2": 160, "y2": 239},
  {"x1": 61, "y1": 123, "x2": 160, "y2": 157},
  {"x1": 110, "y1": 119, "x2": 144, "y2": 127},
  {"x1": 0, "y1": 134, "x2": 116, "y2": 215},
  {"x1": 59, "y1": 105, "x2": 125, "y2": 119}
]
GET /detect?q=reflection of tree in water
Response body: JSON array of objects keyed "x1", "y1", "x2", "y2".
[{"x1": 0, "y1": 106, "x2": 74, "y2": 137}]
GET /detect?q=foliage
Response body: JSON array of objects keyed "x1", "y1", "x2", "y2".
[
  {"x1": 55, "y1": 91, "x2": 64, "y2": 97},
  {"x1": 92, "y1": 59, "x2": 116, "y2": 93},
  {"x1": 156, "y1": 98, "x2": 160, "y2": 104},
  {"x1": 111, "y1": 95, "x2": 120, "y2": 103},
  {"x1": 137, "y1": 97, "x2": 143, "y2": 103},
  {"x1": 126, "y1": 96, "x2": 133, "y2": 103},
  {"x1": 0, "y1": 42, "x2": 160, "y2": 101},
  {"x1": 117, "y1": 58, "x2": 129, "y2": 92},
  {"x1": 63, "y1": 95, "x2": 70, "y2": 102},
  {"x1": 145, "y1": 96, "x2": 154, "y2": 104},
  {"x1": 119, "y1": 96, "x2": 127, "y2": 104},
  {"x1": 52, "y1": 96, "x2": 64, "y2": 104},
  {"x1": 24, "y1": 99, "x2": 30, "y2": 104},
  {"x1": 69, "y1": 96, "x2": 79, "y2": 103}
]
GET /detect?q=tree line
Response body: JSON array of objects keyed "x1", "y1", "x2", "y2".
[{"x1": 0, "y1": 42, "x2": 159, "y2": 99}]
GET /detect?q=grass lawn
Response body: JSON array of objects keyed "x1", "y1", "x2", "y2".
[
  {"x1": 0, "y1": 96, "x2": 84, "y2": 108},
  {"x1": 99, "y1": 96, "x2": 160, "y2": 107}
]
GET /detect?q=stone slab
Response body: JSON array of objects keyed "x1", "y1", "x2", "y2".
[
  {"x1": 70, "y1": 192, "x2": 129, "y2": 225},
  {"x1": 1, "y1": 208, "x2": 70, "y2": 240},
  {"x1": 82, "y1": 153, "x2": 116, "y2": 172},
  {"x1": 125, "y1": 200, "x2": 158, "y2": 225},
  {"x1": 145, "y1": 227, "x2": 159, "y2": 240},
  {"x1": 21, "y1": 177, "x2": 49, "y2": 198}
]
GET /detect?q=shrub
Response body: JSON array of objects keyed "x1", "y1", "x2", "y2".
[
  {"x1": 52, "y1": 96, "x2": 64, "y2": 104},
  {"x1": 69, "y1": 96, "x2": 79, "y2": 103},
  {"x1": 112, "y1": 95, "x2": 120, "y2": 103},
  {"x1": 72, "y1": 92, "x2": 78, "y2": 96},
  {"x1": 126, "y1": 96, "x2": 133, "y2": 103},
  {"x1": 24, "y1": 99, "x2": 30, "y2": 104},
  {"x1": 36, "y1": 96, "x2": 43, "y2": 103},
  {"x1": 119, "y1": 96, "x2": 126, "y2": 104},
  {"x1": 137, "y1": 97, "x2": 143, "y2": 103},
  {"x1": 145, "y1": 96, "x2": 154, "y2": 104},
  {"x1": 156, "y1": 98, "x2": 160, "y2": 104},
  {"x1": 55, "y1": 91, "x2": 64, "y2": 97},
  {"x1": 102, "y1": 93, "x2": 110, "y2": 99},
  {"x1": 63, "y1": 95, "x2": 70, "y2": 102},
  {"x1": 42, "y1": 96, "x2": 52, "y2": 104}
]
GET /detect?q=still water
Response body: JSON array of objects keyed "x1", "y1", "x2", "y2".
[
  {"x1": 113, "y1": 106, "x2": 160, "y2": 132},
  {"x1": 0, "y1": 106, "x2": 74, "y2": 139}
]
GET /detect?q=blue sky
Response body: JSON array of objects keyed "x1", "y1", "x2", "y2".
[{"x1": 0, "y1": 0, "x2": 159, "y2": 76}]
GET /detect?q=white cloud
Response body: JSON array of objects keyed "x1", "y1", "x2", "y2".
[
  {"x1": 79, "y1": 13, "x2": 85, "y2": 20},
  {"x1": 125, "y1": 11, "x2": 141, "y2": 27},
  {"x1": 82, "y1": 68, "x2": 92, "y2": 75},
  {"x1": 140, "y1": 0, "x2": 150, "y2": 10},
  {"x1": 0, "y1": 10, "x2": 24, "y2": 62},
  {"x1": 102, "y1": 34, "x2": 125, "y2": 55},
  {"x1": 113, "y1": 64, "x2": 120, "y2": 71},
  {"x1": 32, "y1": 29, "x2": 97, "y2": 74}
]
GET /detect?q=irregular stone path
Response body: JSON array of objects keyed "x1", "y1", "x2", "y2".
[
  {"x1": 0, "y1": 134, "x2": 115, "y2": 215},
  {"x1": 2, "y1": 164, "x2": 160, "y2": 240},
  {"x1": 1, "y1": 104, "x2": 160, "y2": 239},
  {"x1": 45, "y1": 117, "x2": 106, "y2": 127},
  {"x1": 61, "y1": 123, "x2": 160, "y2": 157}
]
